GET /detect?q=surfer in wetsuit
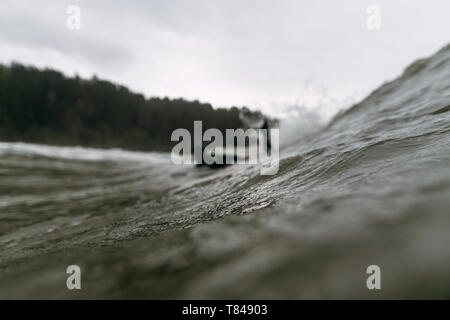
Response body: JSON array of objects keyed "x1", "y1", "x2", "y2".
[{"x1": 197, "y1": 117, "x2": 272, "y2": 169}]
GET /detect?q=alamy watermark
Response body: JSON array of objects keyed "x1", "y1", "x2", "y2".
[
  {"x1": 66, "y1": 5, "x2": 81, "y2": 30},
  {"x1": 66, "y1": 265, "x2": 81, "y2": 290},
  {"x1": 366, "y1": 265, "x2": 381, "y2": 290},
  {"x1": 366, "y1": 5, "x2": 381, "y2": 30},
  {"x1": 170, "y1": 121, "x2": 279, "y2": 175}
]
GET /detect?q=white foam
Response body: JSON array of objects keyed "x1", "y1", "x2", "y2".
[{"x1": 0, "y1": 141, "x2": 170, "y2": 163}]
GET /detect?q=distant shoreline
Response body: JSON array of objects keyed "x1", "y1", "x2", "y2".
[{"x1": 0, "y1": 63, "x2": 258, "y2": 152}]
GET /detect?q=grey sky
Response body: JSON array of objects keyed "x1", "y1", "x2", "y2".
[{"x1": 0, "y1": 0, "x2": 449, "y2": 117}]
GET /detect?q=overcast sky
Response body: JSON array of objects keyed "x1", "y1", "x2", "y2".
[{"x1": 0, "y1": 0, "x2": 449, "y2": 117}]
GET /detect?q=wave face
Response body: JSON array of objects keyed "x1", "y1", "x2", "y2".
[{"x1": 1, "y1": 45, "x2": 450, "y2": 298}]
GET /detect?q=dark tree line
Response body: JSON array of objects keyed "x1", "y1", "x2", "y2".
[{"x1": 0, "y1": 63, "x2": 250, "y2": 152}]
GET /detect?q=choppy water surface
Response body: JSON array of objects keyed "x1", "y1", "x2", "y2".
[{"x1": 0, "y1": 45, "x2": 449, "y2": 298}]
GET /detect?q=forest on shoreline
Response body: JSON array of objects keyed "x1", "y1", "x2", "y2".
[{"x1": 0, "y1": 63, "x2": 253, "y2": 152}]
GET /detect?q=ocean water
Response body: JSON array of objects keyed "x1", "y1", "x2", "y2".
[{"x1": 0, "y1": 44, "x2": 449, "y2": 299}]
